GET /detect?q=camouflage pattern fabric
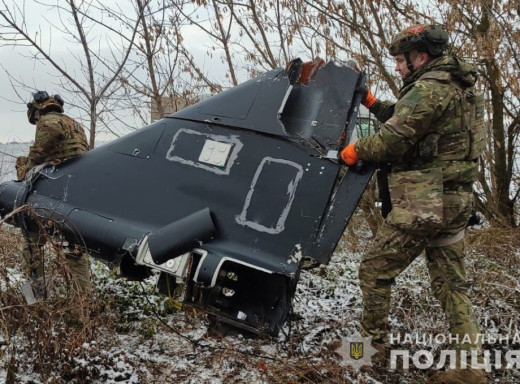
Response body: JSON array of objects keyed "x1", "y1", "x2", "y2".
[
  {"x1": 359, "y1": 190, "x2": 481, "y2": 354},
  {"x1": 22, "y1": 230, "x2": 91, "y2": 295},
  {"x1": 21, "y1": 110, "x2": 91, "y2": 296},
  {"x1": 355, "y1": 55, "x2": 485, "y2": 357},
  {"x1": 65, "y1": 252, "x2": 91, "y2": 296},
  {"x1": 24, "y1": 111, "x2": 89, "y2": 176},
  {"x1": 387, "y1": 167, "x2": 443, "y2": 234},
  {"x1": 356, "y1": 55, "x2": 483, "y2": 184}
]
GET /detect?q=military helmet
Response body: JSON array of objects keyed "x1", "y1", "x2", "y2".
[
  {"x1": 389, "y1": 24, "x2": 449, "y2": 57},
  {"x1": 27, "y1": 90, "x2": 64, "y2": 124}
]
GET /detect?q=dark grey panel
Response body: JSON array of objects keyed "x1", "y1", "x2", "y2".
[{"x1": 172, "y1": 69, "x2": 288, "y2": 136}]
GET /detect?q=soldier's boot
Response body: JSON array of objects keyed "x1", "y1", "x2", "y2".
[{"x1": 427, "y1": 368, "x2": 487, "y2": 384}]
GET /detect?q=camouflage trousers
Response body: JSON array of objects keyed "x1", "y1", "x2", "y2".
[
  {"x1": 359, "y1": 190, "x2": 481, "y2": 353},
  {"x1": 22, "y1": 230, "x2": 91, "y2": 295}
]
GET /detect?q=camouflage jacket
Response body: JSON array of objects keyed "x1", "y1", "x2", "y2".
[
  {"x1": 21, "y1": 112, "x2": 89, "y2": 178},
  {"x1": 356, "y1": 55, "x2": 484, "y2": 188}
]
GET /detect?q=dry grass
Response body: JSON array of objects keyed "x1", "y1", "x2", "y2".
[
  {"x1": 1, "y1": 209, "x2": 519, "y2": 383},
  {"x1": 0, "y1": 212, "x2": 99, "y2": 383}
]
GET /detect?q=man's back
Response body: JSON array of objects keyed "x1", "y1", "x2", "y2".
[{"x1": 27, "y1": 111, "x2": 89, "y2": 170}]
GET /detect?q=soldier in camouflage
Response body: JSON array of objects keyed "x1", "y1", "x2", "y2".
[
  {"x1": 341, "y1": 25, "x2": 486, "y2": 383},
  {"x1": 17, "y1": 91, "x2": 91, "y2": 298}
]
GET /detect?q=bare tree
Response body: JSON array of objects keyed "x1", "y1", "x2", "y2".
[
  {"x1": 0, "y1": 0, "x2": 142, "y2": 147},
  {"x1": 170, "y1": 0, "x2": 239, "y2": 87},
  {"x1": 435, "y1": 0, "x2": 518, "y2": 226},
  {"x1": 171, "y1": 0, "x2": 303, "y2": 86}
]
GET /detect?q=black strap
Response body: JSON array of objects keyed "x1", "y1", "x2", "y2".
[{"x1": 404, "y1": 51, "x2": 415, "y2": 74}]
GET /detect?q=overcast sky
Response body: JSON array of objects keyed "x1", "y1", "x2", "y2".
[
  {"x1": 0, "y1": 1, "x2": 224, "y2": 144},
  {"x1": 0, "y1": 42, "x2": 218, "y2": 144},
  {"x1": 0, "y1": 1, "x2": 73, "y2": 143},
  {"x1": 0, "y1": 54, "x2": 37, "y2": 143}
]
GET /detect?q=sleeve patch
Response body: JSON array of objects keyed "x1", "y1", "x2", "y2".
[{"x1": 395, "y1": 100, "x2": 418, "y2": 117}]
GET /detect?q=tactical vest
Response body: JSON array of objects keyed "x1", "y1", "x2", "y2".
[
  {"x1": 415, "y1": 71, "x2": 485, "y2": 163},
  {"x1": 40, "y1": 114, "x2": 90, "y2": 163}
]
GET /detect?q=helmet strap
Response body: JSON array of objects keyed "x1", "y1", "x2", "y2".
[{"x1": 404, "y1": 51, "x2": 415, "y2": 75}]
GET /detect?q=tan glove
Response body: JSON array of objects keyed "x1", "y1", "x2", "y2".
[{"x1": 16, "y1": 156, "x2": 28, "y2": 180}]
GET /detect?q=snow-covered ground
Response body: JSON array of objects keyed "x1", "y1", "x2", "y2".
[{"x1": 1, "y1": 219, "x2": 519, "y2": 383}]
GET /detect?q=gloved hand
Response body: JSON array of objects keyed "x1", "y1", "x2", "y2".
[
  {"x1": 16, "y1": 156, "x2": 27, "y2": 180},
  {"x1": 341, "y1": 143, "x2": 360, "y2": 166},
  {"x1": 356, "y1": 84, "x2": 377, "y2": 108}
]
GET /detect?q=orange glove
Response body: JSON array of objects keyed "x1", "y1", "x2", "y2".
[
  {"x1": 364, "y1": 89, "x2": 377, "y2": 108},
  {"x1": 356, "y1": 84, "x2": 377, "y2": 108},
  {"x1": 341, "y1": 144, "x2": 359, "y2": 166}
]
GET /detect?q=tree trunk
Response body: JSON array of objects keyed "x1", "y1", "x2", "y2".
[{"x1": 488, "y1": 61, "x2": 514, "y2": 226}]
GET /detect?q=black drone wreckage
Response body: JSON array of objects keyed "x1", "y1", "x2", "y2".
[{"x1": 0, "y1": 60, "x2": 373, "y2": 336}]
